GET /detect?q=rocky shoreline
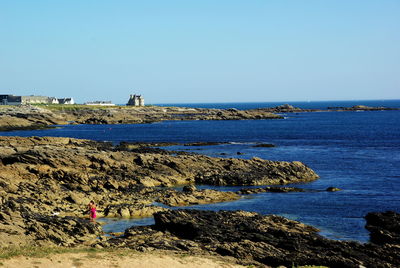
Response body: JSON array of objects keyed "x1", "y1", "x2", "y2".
[
  {"x1": 1, "y1": 104, "x2": 398, "y2": 131},
  {"x1": 0, "y1": 105, "x2": 282, "y2": 131},
  {"x1": 100, "y1": 209, "x2": 400, "y2": 267},
  {"x1": 0, "y1": 136, "x2": 399, "y2": 267},
  {"x1": 0, "y1": 136, "x2": 317, "y2": 243}
]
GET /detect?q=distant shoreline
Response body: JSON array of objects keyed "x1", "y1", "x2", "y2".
[
  {"x1": 0, "y1": 103, "x2": 399, "y2": 132},
  {"x1": 154, "y1": 99, "x2": 400, "y2": 110}
]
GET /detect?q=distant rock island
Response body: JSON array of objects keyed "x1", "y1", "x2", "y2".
[{"x1": 327, "y1": 104, "x2": 400, "y2": 111}]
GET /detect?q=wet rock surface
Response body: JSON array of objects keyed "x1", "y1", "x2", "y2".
[{"x1": 100, "y1": 209, "x2": 400, "y2": 267}]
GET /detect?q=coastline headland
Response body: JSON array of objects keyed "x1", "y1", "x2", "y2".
[
  {"x1": 0, "y1": 105, "x2": 282, "y2": 131},
  {"x1": 1, "y1": 103, "x2": 398, "y2": 131},
  {"x1": 0, "y1": 136, "x2": 399, "y2": 266}
]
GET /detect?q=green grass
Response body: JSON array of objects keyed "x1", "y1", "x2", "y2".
[
  {"x1": 0, "y1": 246, "x2": 105, "y2": 259},
  {"x1": 0, "y1": 105, "x2": 14, "y2": 109},
  {"x1": 31, "y1": 104, "x2": 157, "y2": 111}
]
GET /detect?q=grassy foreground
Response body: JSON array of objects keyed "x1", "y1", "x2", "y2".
[{"x1": 0, "y1": 246, "x2": 104, "y2": 259}]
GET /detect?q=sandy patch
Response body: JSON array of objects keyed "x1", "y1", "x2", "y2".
[{"x1": 0, "y1": 251, "x2": 245, "y2": 268}]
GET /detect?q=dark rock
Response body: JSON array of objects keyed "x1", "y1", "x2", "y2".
[
  {"x1": 182, "y1": 185, "x2": 197, "y2": 193},
  {"x1": 264, "y1": 186, "x2": 306, "y2": 193},
  {"x1": 365, "y1": 211, "x2": 400, "y2": 245},
  {"x1": 237, "y1": 186, "x2": 306, "y2": 195},
  {"x1": 109, "y1": 209, "x2": 400, "y2": 267},
  {"x1": 252, "y1": 143, "x2": 276, "y2": 148},
  {"x1": 83, "y1": 118, "x2": 109, "y2": 124},
  {"x1": 327, "y1": 105, "x2": 400, "y2": 111},
  {"x1": 184, "y1": 142, "x2": 228, "y2": 147}
]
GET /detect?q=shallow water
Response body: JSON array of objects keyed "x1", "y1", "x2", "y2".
[{"x1": 2, "y1": 103, "x2": 400, "y2": 242}]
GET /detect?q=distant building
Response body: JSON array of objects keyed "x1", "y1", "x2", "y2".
[
  {"x1": 21, "y1": 95, "x2": 59, "y2": 104},
  {"x1": 0, "y1": 94, "x2": 22, "y2": 105},
  {"x1": 48, "y1": 97, "x2": 59, "y2": 104},
  {"x1": 127, "y1": 94, "x2": 144, "y2": 106},
  {"x1": 58, "y1": 98, "x2": 75, "y2": 104},
  {"x1": 84, "y1": 101, "x2": 115, "y2": 106},
  {"x1": 1, "y1": 94, "x2": 75, "y2": 105}
]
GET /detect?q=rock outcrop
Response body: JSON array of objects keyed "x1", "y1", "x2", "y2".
[
  {"x1": 0, "y1": 136, "x2": 318, "y2": 247},
  {"x1": 0, "y1": 105, "x2": 282, "y2": 130},
  {"x1": 237, "y1": 186, "x2": 307, "y2": 194},
  {"x1": 0, "y1": 135, "x2": 398, "y2": 267},
  {"x1": 101, "y1": 209, "x2": 400, "y2": 267},
  {"x1": 0, "y1": 105, "x2": 65, "y2": 131},
  {"x1": 157, "y1": 189, "x2": 240, "y2": 207},
  {"x1": 1, "y1": 104, "x2": 398, "y2": 131},
  {"x1": 327, "y1": 105, "x2": 400, "y2": 111},
  {"x1": 0, "y1": 196, "x2": 102, "y2": 247}
]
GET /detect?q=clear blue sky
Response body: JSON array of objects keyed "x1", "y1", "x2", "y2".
[{"x1": 0, "y1": 0, "x2": 399, "y2": 104}]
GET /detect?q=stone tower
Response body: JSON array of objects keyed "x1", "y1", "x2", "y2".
[{"x1": 127, "y1": 94, "x2": 144, "y2": 106}]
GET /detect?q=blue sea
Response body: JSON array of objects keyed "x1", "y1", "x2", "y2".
[{"x1": 2, "y1": 100, "x2": 400, "y2": 243}]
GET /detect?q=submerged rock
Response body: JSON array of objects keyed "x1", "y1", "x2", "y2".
[
  {"x1": 326, "y1": 186, "x2": 342, "y2": 192},
  {"x1": 252, "y1": 143, "x2": 276, "y2": 148},
  {"x1": 183, "y1": 142, "x2": 229, "y2": 146},
  {"x1": 237, "y1": 186, "x2": 306, "y2": 194}
]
